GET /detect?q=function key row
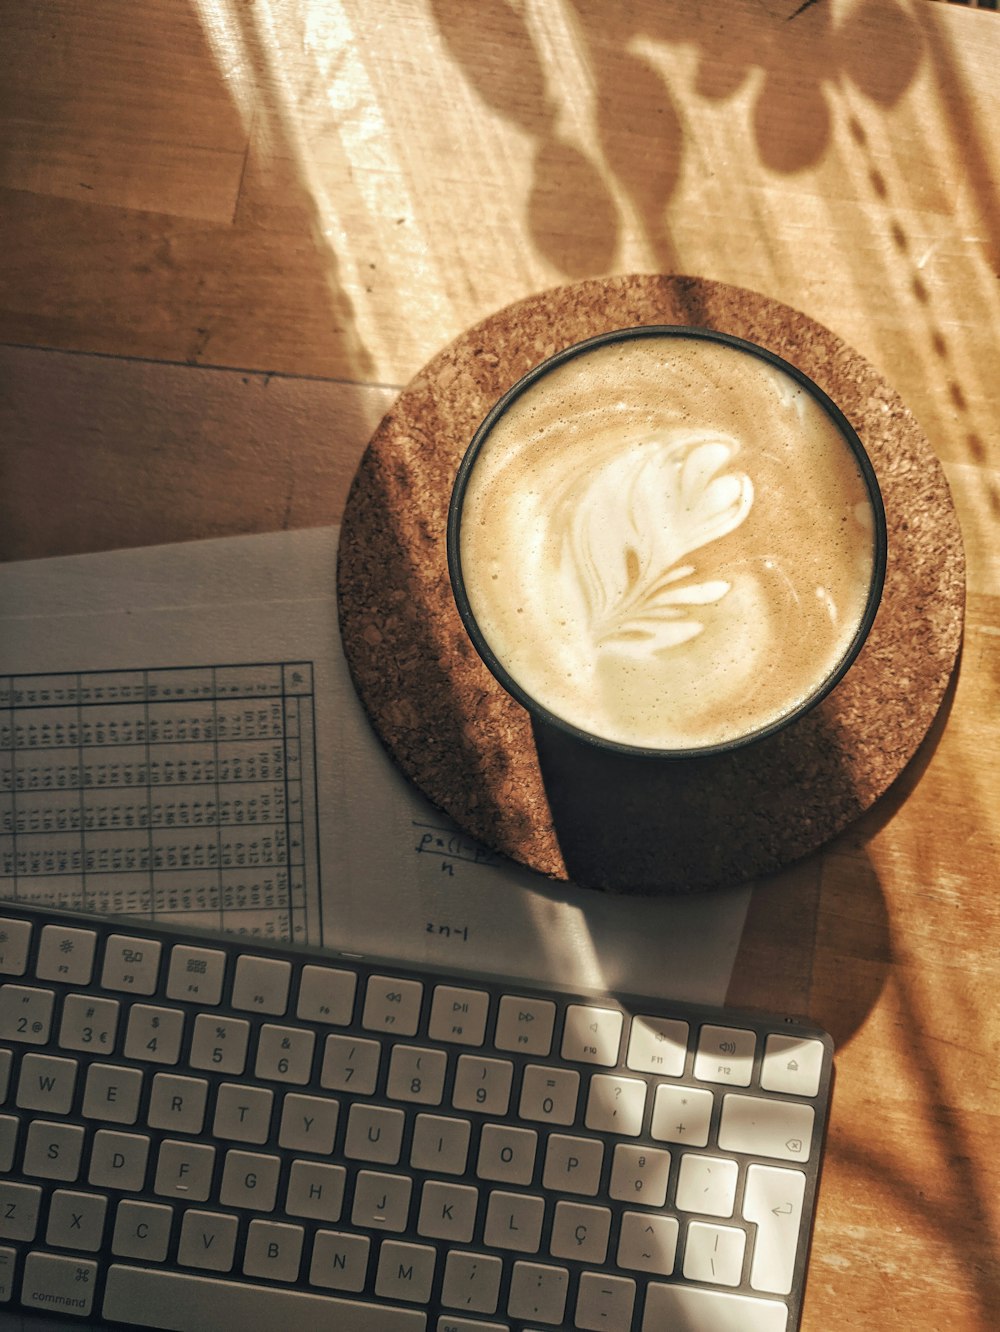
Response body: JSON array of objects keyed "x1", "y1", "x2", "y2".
[{"x1": 0, "y1": 915, "x2": 824, "y2": 1093}]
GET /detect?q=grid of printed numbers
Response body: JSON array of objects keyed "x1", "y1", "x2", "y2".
[{"x1": 0, "y1": 664, "x2": 320, "y2": 942}]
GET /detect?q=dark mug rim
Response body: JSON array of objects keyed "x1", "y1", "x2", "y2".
[{"x1": 447, "y1": 324, "x2": 888, "y2": 759}]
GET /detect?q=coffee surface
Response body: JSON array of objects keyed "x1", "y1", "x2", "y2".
[{"x1": 457, "y1": 334, "x2": 878, "y2": 751}]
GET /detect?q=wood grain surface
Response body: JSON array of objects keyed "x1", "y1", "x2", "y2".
[{"x1": 2, "y1": 2, "x2": 999, "y2": 1328}]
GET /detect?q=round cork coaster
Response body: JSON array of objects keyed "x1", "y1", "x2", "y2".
[{"x1": 336, "y1": 275, "x2": 965, "y2": 893}]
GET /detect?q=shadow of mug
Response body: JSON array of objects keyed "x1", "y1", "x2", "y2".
[{"x1": 530, "y1": 702, "x2": 878, "y2": 897}]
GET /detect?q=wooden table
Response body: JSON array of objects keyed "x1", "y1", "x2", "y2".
[{"x1": 2, "y1": 1, "x2": 998, "y2": 1327}]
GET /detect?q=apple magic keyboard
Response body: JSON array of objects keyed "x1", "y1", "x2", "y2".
[{"x1": 0, "y1": 899, "x2": 832, "y2": 1330}]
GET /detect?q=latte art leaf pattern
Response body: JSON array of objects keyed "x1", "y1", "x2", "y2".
[
  {"x1": 459, "y1": 336, "x2": 877, "y2": 751},
  {"x1": 559, "y1": 432, "x2": 754, "y2": 652}
]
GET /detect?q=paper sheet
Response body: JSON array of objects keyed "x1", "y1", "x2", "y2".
[{"x1": 0, "y1": 527, "x2": 752, "y2": 1006}]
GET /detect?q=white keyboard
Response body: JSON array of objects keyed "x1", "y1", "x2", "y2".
[{"x1": 0, "y1": 900, "x2": 833, "y2": 1330}]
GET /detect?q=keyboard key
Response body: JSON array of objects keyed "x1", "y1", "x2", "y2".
[
  {"x1": 351, "y1": 1170, "x2": 412, "y2": 1231},
  {"x1": 495, "y1": 995, "x2": 555, "y2": 1056},
  {"x1": 616, "y1": 1212, "x2": 678, "y2": 1276},
  {"x1": 0, "y1": 984, "x2": 54, "y2": 1044},
  {"x1": 694, "y1": 1024, "x2": 756, "y2": 1087},
  {"x1": 344, "y1": 1104, "x2": 406, "y2": 1165},
  {"x1": 16, "y1": 1052, "x2": 78, "y2": 1114},
  {"x1": 760, "y1": 1034, "x2": 826, "y2": 1098},
  {"x1": 437, "y1": 1320, "x2": 505, "y2": 1332},
  {"x1": 575, "y1": 1271, "x2": 637, "y2": 1332},
  {"x1": 675, "y1": 1153, "x2": 739, "y2": 1218},
  {"x1": 541, "y1": 1133, "x2": 604, "y2": 1196},
  {"x1": 189, "y1": 1014, "x2": 249, "y2": 1075},
  {"x1": 284, "y1": 1161, "x2": 346, "y2": 1223},
  {"x1": 297, "y1": 964, "x2": 356, "y2": 1025},
  {"x1": 519, "y1": 1064, "x2": 579, "y2": 1125},
  {"x1": 375, "y1": 1239, "x2": 436, "y2": 1303},
  {"x1": 0, "y1": 1182, "x2": 42, "y2": 1241},
  {"x1": 166, "y1": 945, "x2": 226, "y2": 1006},
  {"x1": 111, "y1": 1200, "x2": 173, "y2": 1262},
  {"x1": 608, "y1": 1144, "x2": 671, "y2": 1207},
  {"x1": 101, "y1": 935, "x2": 162, "y2": 995},
  {"x1": 483, "y1": 1190, "x2": 544, "y2": 1253},
  {"x1": 507, "y1": 1259, "x2": 569, "y2": 1324},
  {"x1": 440, "y1": 1251, "x2": 503, "y2": 1315},
  {"x1": 103, "y1": 1266, "x2": 428, "y2": 1329},
  {"x1": 278, "y1": 1092, "x2": 339, "y2": 1154},
  {"x1": 428, "y1": 985, "x2": 489, "y2": 1046},
  {"x1": 22, "y1": 1251, "x2": 98, "y2": 1318},
  {"x1": 177, "y1": 1209, "x2": 238, "y2": 1273},
  {"x1": 82, "y1": 1063, "x2": 143, "y2": 1124},
  {"x1": 321, "y1": 1035, "x2": 380, "y2": 1095},
  {"x1": 718, "y1": 1093, "x2": 815, "y2": 1162},
  {"x1": 244, "y1": 1219, "x2": 304, "y2": 1283},
  {"x1": 0, "y1": 919, "x2": 31, "y2": 975},
  {"x1": 416, "y1": 1181, "x2": 478, "y2": 1243},
  {"x1": 231, "y1": 956, "x2": 291, "y2": 1016},
  {"x1": 409, "y1": 1113, "x2": 470, "y2": 1176},
  {"x1": 213, "y1": 1083, "x2": 273, "y2": 1144},
  {"x1": 643, "y1": 1281, "x2": 788, "y2": 1331},
  {"x1": 682, "y1": 1221, "x2": 747, "y2": 1286},
  {"x1": 362, "y1": 975, "x2": 423, "y2": 1036},
  {"x1": 650, "y1": 1084, "x2": 713, "y2": 1146},
  {"x1": 386, "y1": 1044, "x2": 447, "y2": 1105},
  {"x1": 23, "y1": 1120, "x2": 85, "y2": 1182},
  {"x1": 0, "y1": 1115, "x2": 17, "y2": 1172},
  {"x1": 59, "y1": 993, "x2": 119, "y2": 1054},
  {"x1": 88, "y1": 1130, "x2": 150, "y2": 1193},
  {"x1": 147, "y1": 1074, "x2": 208, "y2": 1135},
  {"x1": 153, "y1": 1140, "x2": 215, "y2": 1202},
  {"x1": 255, "y1": 1024, "x2": 316, "y2": 1084},
  {"x1": 562, "y1": 1004, "x2": 623, "y2": 1066},
  {"x1": 309, "y1": 1231, "x2": 370, "y2": 1293},
  {"x1": 476, "y1": 1124, "x2": 537, "y2": 1186},
  {"x1": 626, "y1": 1015, "x2": 688, "y2": 1077},
  {"x1": 549, "y1": 1200, "x2": 612, "y2": 1264},
  {"x1": 124, "y1": 1005, "x2": 185, "y2": 1065},
  {"x1": 584, "y1": 1073, "x2": 646, "y2": 1136},
  {"x1": 47, "y1": 1193, "x2": 109, "y2": 1252},
  {"x1": 452, "y1": 1055, "x2": 513, "y2": 1116},
  {"x1": 743, "y1": 1163, "x2": 807, "y2": 1295},
  {"x1": 220, "y1": 1151, "x2": 280, "y2": 1213},
  {"x1": 36, "y1": 924, "x2": 97, "y2": 986}
]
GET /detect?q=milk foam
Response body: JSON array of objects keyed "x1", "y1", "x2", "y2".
[{"x1": 457, "y1": 335, "x2": 878, "y2": 751}]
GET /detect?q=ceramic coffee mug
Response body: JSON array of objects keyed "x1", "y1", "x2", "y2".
[{"x1": 448, "y1": 326, "x2": 887, "y2": 757}]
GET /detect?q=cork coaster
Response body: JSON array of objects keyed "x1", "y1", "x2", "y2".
[{"x1": 336, "y1": 275, "x2": 965, "y2": 893}]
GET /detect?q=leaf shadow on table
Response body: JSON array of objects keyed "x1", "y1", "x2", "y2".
[
  {"x1": 427, "y1": 0, "x2": 925, "y2": 279},
  {"x1": 427, "y1": 0, "x2": 625, "y2": 276}
]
